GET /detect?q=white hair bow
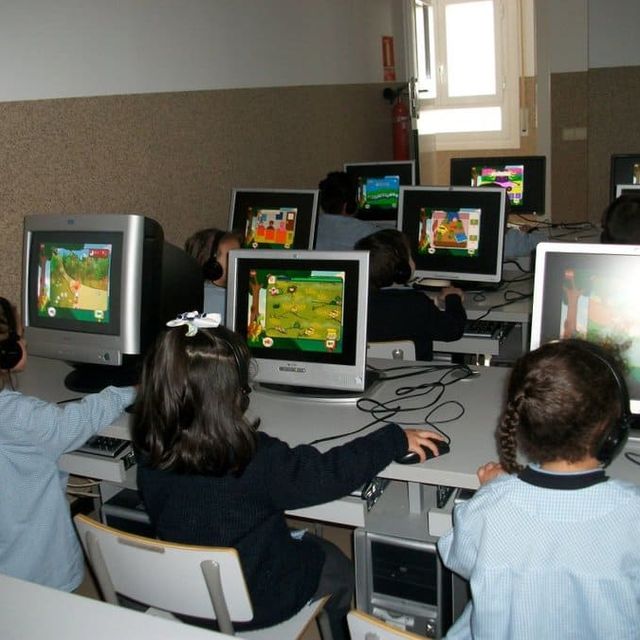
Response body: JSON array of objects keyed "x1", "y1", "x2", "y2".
[{"x1": 166, "y1": 311, "x2": 222, "y2": 337}]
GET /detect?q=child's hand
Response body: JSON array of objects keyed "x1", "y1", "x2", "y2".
[
  {"x1": 477, "y1": 461, "x2": 505, "y2": 485},
  {"x1": 404, "y1": 429, "x2": 446, "y2": 461},
  {"x1": 439, "y1": 286, "x2": 464, "y2": 303}
]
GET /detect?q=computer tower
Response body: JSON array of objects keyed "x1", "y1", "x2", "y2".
[{"x1": 354, "y1": 528, "x2": 453, "y2": 639}]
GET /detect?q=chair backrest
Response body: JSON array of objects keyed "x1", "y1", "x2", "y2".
[
  {"x1": 74, "y1": 513, "x2": 253, "y2": 624},
  {"x1": 367, "y1": 340, "x2": 416, "y2": 361},
  {"x1": 347, "y1": 609, "x2": 425, "y2": 640}
]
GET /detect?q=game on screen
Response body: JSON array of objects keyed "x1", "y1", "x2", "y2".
[
  {"x1": 242, "y1": 207, "x2": 298, "y2": 249},
  {"x1": 35, "y1": 242, "x2": 112, "y2": 323},
  {"x1": 559, "y1": 264, "x2": 640, "y2": 385},
  {"x1": 417, "y1": 207, "x2": 481, "y2": 257},
  {"x1": 246, "y1": 268, "x2": 345, "y2": 354},
  {"x1": 356, "y1": 176, "x2": 400, "y2": 211},
  {"x1": 471, "y1": 164, "x2": 524, "y2": 207}
]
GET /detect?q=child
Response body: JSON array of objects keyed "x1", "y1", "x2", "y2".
[
  {"x1": 131, "y1": 313, "x2": 445, "y2": 639},
  {"x1": 600, "y1": 193, "x2": 640, "y2": 243},
  {"x1": 438, "y1": 339, "x2": 640, "y2": 639},
  {"x1": 354, "y1": 229, "x2": 466, "y2": 360},
  {"x1": 184, "y1": 228, "x2": 242, "y2": 318},
  {"x1": 314, "y1": 171, "x2": 382, "y2": 250},
  {"x1": 0, "y1": 296, "x2": 135, "y2": 591}
]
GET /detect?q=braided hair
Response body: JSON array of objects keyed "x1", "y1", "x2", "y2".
[{"x1": 498, "y1": 339, "x2": 623, "y2": 473}]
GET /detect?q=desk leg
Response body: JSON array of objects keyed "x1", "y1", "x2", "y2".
[{"x1": 407, "y1": 482, "x2": 423, "y2": 513}]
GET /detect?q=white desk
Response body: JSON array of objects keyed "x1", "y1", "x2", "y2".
[
  {"x1": 15, "y1": 357, "x2": 640, "y2": 534},
  {"x1": 0, "y1": 573, "x2": 230, "y2": 640}
]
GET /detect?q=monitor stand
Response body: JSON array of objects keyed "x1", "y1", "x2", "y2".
[
  {"x1": 64, "y1": 363, "x2": 140, "y2": 393},
  {"x1": 412, "y1": 278, "x2": 502, "y2": 292},
  {"x1": 255, "y1": 370, "x2": 382, "y2": 404}
]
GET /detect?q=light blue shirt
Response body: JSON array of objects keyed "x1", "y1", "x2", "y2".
[
  {"x1": 438, "y1": 468, "x2": 640, "y2": 639},
  {"x1": 0, "y1": 385, "x2": 135, "y2": 591},
  {"x1": 203, "y1": 282, "x2": 227, "y2": 320},
  {"x1": 314, "y1": 212, "x2": 382, "y2": 251}
]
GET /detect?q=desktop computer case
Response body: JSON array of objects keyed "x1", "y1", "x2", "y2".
[{"x1": 354, "y1": 528, "x2": 454, "y2": 638}]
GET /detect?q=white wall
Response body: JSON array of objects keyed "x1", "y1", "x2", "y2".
[
  {"x1": 0, "y1": 0, "x2": 404, "y2": 102},
  {"x1": 588, "y1": 0, "x2": 640, "y2": 69}
]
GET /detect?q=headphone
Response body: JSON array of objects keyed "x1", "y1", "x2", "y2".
[
  {"x1": 393, "y1": 252, "x2": 412, "y2": 284},
  {"x1": 0, "y1": 297, "x2": 23, "y2": 371},
  {"x1": 201, "y1": 230, "x2": 227, "y2": 282},
  {"x1": 576, "y1": 340, "x2": 632, "y2": 466}
]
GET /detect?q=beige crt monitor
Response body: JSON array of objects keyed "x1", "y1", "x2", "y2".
[{"x1": 530, "y1": 242, "x2": 640, "y2": 433}]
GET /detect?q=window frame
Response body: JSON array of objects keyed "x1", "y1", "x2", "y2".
[{"x1": 406, "y1": 0, "x2": 523, "y2": 151}]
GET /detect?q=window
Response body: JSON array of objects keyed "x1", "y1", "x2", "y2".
[{"x1": 407, "y1": 0, "x2": 526, "y2": 150}]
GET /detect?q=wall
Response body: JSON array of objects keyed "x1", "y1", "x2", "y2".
[
  {"x1": 538, "y1": 0, "x2": 640, "y2": 223},
  {"x1": 0, "y1": 0, "x2": 405, "y2": 304}
]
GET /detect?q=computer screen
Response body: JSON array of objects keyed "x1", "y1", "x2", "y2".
[
  {"x1": 530, "y1": 242, "x2": 640, "y2": 420},
  {"x1": 615, "y1": 184, "x2": 640, "y2": 198},
  {"x1": 344, "y1": 161, "x2": 416, "y2": 223},
  {"x1": 610, "y1": 154, "x2": 640, "y2": 202},
  {"x1": 226, "y1": 249, "x2": 370, "y2": 397},
  {"x1": 23, "y1": 214, "x2": 202, "y2": 391},
  {"x1": 228, "y1": 189, "x2": 318, "y2": 250},
  {"x1": 450, "y1": 155, "x2": 546, "y2": 215},
  {"x1": 398, "y1": 186, "x2": 507, "y2": 287}
]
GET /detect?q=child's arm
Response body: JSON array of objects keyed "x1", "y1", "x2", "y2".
[
  {"x1": 477, "y1": 461, "x2": 506, "y2": 485},
  {"x1": 4, "y1": 386, "x2": 135, "y2": 459},
  {"x1": 260, "y1": 424, "x2": 443, "y2": 510}
]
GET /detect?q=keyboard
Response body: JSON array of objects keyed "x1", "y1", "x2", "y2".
[
  {"x1": 76, "y1": 435, "x2": 130, "y2": 458},
  {"x1": 463, "y1": 319, "x2": 512, "y2": 340}
]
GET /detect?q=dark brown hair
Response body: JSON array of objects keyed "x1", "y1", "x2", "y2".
[
  {"x1": 184, "y1": 228, "x2": 243, "y2": 268},
  {"x1": 601, "y1": 194, "x2": 640, "y2": 244},
  {"x1": 498, "y1": 339, "x2": 624, "y2": 473},
  {"x1": 318, "y1": 171, "x2": 358, "y2": 215},
  {"x1": 354, "y1": 229, "x2": 412, "y2": 289},
  {"x1": 131, "y1": 325, "x2": 258, "y2": 474}
]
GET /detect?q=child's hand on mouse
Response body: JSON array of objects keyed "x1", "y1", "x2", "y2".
[
  {"x1": 405, "y1": 429, "x2": 446, "y2": 462},
  {"x1": 477, "y1": 461, "x2": 505, "y2": 485}
]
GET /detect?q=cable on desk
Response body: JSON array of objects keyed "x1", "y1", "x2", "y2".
[
  {"x1": 624, "y1": 451, "x2": 640, "y2": 466},
  {"x1": 472, "y1": 289, "x2": 533, "y2": 322},
  {"x1": 502, "y1": 259, "x2": 532, "y2": 274}
]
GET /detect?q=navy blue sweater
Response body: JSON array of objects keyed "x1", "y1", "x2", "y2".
[{"x1": 137, "y1": 423, "x2": 408, "y2": 629}]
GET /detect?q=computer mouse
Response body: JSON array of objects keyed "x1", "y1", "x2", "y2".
[{"x1": 394, "y1": 440, "x2": 450, "y2": 465}]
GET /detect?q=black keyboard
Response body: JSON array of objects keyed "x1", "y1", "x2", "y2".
[
  {"x1": 463, "y1": 319, "x2": 512, "y2": 340},
  {"x1": 76, "y1": 435, "x2": 130, "y2": 458}
]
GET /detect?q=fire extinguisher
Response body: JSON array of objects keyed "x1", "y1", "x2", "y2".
[{"x1": 392, "y1": 97, "x2": 411, "y2": 161}]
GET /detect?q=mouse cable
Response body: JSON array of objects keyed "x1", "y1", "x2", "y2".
[
  {"x1": 624, "y1": 451, "x2": 640, "y2": 467},
  {"x1": 369, "y1": 362, "x2": 473, "y2": 383},
  {"x1": 472, "y1": 290, "x2": 532, "y2": 322},
  {"x1": 307, "y1": 412, "x2": 396, "y2": 446}
]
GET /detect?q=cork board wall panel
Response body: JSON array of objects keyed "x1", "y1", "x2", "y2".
[
  {"x1": 550, "y1": 71, "x2": 588, "y2": 224},
  {"x1": 0, "y1": 83, "x2": 393, "y2": 304},
  {"x1": 587, "y1": 65, "x2": 640, "y2": 221}
]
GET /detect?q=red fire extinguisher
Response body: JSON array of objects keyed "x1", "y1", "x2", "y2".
[{"x1": 392, "y1": 97, "x2": 411, "y2": 161}]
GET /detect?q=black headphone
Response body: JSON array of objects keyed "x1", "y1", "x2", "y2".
[
  {"x1": 201, "y1": 230, "x2": 227, "y2": 282},
  {"x1": 223, "y1": 335, "x2": 252, "y2": 413},
  {"x1": 393, "y1": 253, "x2": 412, "y2": 284},
  {"x1": 0, "y1": 297, "x2": 23, "y2": 371},
  {"x1": 576, "y1": 340, "x2": 632, "y2": 466}
]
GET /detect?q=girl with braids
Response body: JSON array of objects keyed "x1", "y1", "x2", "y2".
[{"x1": 437, "y1": 339, "x2": 640, "y2": 639}]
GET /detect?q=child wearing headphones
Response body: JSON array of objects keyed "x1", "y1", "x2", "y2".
[
  {"x1": 438, "y1": 339, "x2": 640, "y2": 639},
  {"x1": 184, "y1": 227, "x2": 242, "y2": 318},
  {"x1": 315, "y1": 171, "x2": 382, "y2": 251},
  {"x1": 0, "y1": 296, "x2": 135, "y2": 591},
  {"x1": 354, "y1": 229, "x2": 466, "y2": 360},
  {"x1": 600, "y1": 193, "x2": 640, "y2": 244},
  {"x1": 131, "y1": 314, "x2": 446, "y2": 639}
]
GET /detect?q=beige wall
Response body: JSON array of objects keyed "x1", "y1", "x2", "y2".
[{"x1": 0, "y1": 83, "x2": 394, "y2": 305}]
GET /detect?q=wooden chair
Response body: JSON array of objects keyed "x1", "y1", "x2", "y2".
[
  {"x1": 347, "y1": 609, "x2": 426, "y2": 640},
  {"x1": 367, "y1": 340, "x2": 416, "y2": 361},
  {"x1": 74, "y1": 513, "x2": 329, "y2": 639}
]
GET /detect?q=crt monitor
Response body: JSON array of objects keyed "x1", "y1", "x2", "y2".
[
  {"x1": 228, "y1": 188, "x2": 318, "y2": 250},
  {"x1": 610, "y1": 153, "x2": 640, "y2": 202},
  {"x1": 226, "y1": 249, "x2": 371, "y2": 397},
  {"x1": 22, "y1": 213, "x2": 203, "y2": 392},
  {"x1": 615, "y1": 184, "x2": 640, "y2": 198},
  {"x1": 398, "y1": 186, "x2": 507, "y2": 287},
  {"x1": 344, "y1": 160, "x2": 416, "y2": 223},
  {"x1": 450, "y1": 155, "x2": 546, "y2": 216},
  {"x1": 530, "y1": 241, "x2": 640, "y2": 427}
]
